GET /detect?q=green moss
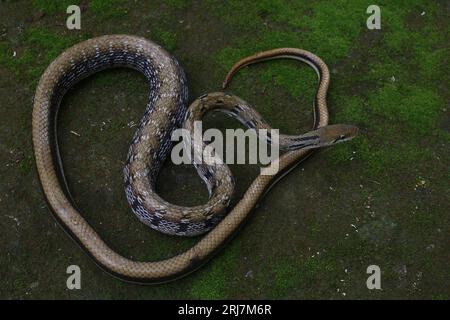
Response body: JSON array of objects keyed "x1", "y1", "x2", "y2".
[
  {"x1": 272, "y1": 260, "x2": 297, "y2": 295},
  {"x1": 383, "y1": 4, "x2": 443, "y2": 53},
  {"x1": 164, "y1": 0, "x2": 190, "y2": 9},
  {"x1": 19, "y1": 154, "x2": 33, "y2": 175},
  {"x1": 329, "y1": 132, "x2": 430, "y2": 177},
  {"x1": 189, "y1": 242, "x2": 239, "y2": 299},
  {"x1": 212, "y1": 0, "x2": 367, "y2": 63},
  {"x1": 204, "y1": 0, "x2": 264, "y2": 31},
  {"x1": 271, "y1": 256, "x2": 337, "y2": 298},
  {"x1": 416, "y1": 48, "x2": 448, "y2": 82},
  {"x1": 410, "y1": 211, "x2": 437, "y2": 229},
  {"x1": 0, "y1": 42, "x2": 15, "y2": 70},
  {"x1": 368, "y1": 84, "x2": 442, "y2": 134},
  {"x1": 0, "y1": 27, "x2": 88, "y2": 84},
  {"x1": 32, "y1": 0, "x2": 128, "y2": 18},
  {"x1": 334, "y1": 95, "x2": 370, "y2": 126},
  {"x1": 432, "y1": 294, "x2": 450, "y2": 300},
  {"x1": 89, "y1": 69, "x2": 147, "y2": 93},
  {"x1": 364, "y1": 59, "x2": 407, "y2": 84},
  {"x1": 25, "y1": 28, "x2": 79, "y2": 59},
  {"x1": 90, "y1": 0, "x2": 128, "y2": 18},
  {"x1": 32, "y1": 0, "x2": 80, "y2": 14},
  {"x1": 154, "y1": 29, "x2": 178, "y2": 51}
]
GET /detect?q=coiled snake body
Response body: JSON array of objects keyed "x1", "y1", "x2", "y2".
[{"x1": 32, "y1": 35, "x2": 357, "y2": 283}]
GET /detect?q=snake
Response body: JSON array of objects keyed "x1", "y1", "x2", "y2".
[{"x1": 32, "y1": 35, "x2": 358, "y2": 283}]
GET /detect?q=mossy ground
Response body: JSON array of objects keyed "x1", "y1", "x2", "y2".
[{"x1": 0, "y1": 0, "x2": 448, "y2": 299}]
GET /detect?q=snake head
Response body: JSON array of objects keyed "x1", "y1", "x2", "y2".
[{"x1": 317, "y1": 124, "x2": 359, "y2": 147}]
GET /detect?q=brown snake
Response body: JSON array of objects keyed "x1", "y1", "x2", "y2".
[{"x1": 32, "y1": 35, "x2": 358, "y2": 283}]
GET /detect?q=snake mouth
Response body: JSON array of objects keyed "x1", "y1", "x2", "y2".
[
  {"x1": 332, "y1": 125, "x2": 359, "y2": 144},
  {"x1": 333, "y1": 136, "x2": 346, "y2": 144}
]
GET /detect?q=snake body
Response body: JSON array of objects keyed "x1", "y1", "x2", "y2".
[{"x1": 32, "y1": 35, "x2": 357, "y2": 283}]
